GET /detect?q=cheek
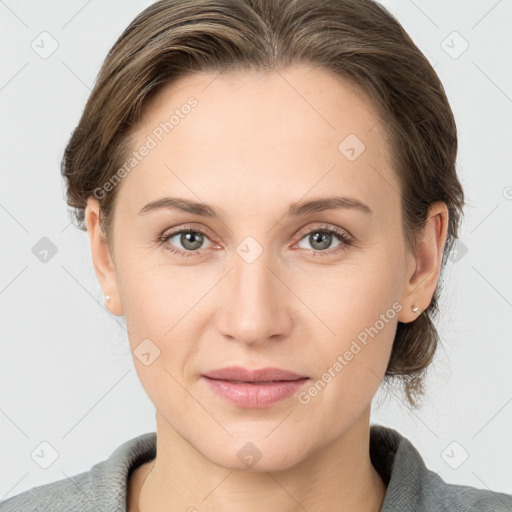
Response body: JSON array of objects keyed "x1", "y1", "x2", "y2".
[
  {"x1": 118, "y1": 265, "x2": 200, "y2": 415},
  {"x1": 295, "y1": 298, "x2": 398, "y2": 434},
  {"x1": 116, "y1": 247, "x2": 196, "y2": 332},
  {"x1": 115, "y1": 254, "x2": 205, "y2": 381},
  {"x1": 290, "y1": 256, "x2": 400, "y2": 399},
  {"x1": 291, "y1": 252, "x2": 401, "y2": 339}
]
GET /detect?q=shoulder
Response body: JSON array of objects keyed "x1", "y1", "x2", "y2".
[
  {"x1": 370, "y1": 424, "x2": 512, "y2": 512},
  {"x1": 0, "y1": 470, "x2": 96, "y2": 512},
  {"x1": 421, "y1": 471, "x2": 512, "y2": 511},
  {"x1": 0, "y1": 432, "x2": 156, "y2": 512}
]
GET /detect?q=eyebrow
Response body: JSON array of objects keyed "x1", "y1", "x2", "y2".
[{"x1": 138, "y1": 195, "x2": 373, "y2": 217}]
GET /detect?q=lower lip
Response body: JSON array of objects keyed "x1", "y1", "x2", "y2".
[{"x1": 202, "y1": 376, "x2": 310, "y2": 408}]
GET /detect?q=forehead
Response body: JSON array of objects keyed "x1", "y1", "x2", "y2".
[
  {"x1": 139, "y1": 64, "x2": 387, "y2": 148},
  {"x1": 120, "y1": 64, "x2": 398, "y2": 218}
]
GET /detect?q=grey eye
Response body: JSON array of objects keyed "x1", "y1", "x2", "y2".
[
  {"x1": 168, "y1": 231, "x2": 211, "y2": 251},
  {"x1": 297, "y1": 231, "x2": 342, "y2": 251}
]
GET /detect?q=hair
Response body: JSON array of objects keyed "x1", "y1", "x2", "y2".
[{"x1": 61, "y1": 0, "x2": 464, "y2": 409}]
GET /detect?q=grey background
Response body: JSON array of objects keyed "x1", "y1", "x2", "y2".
[{"x1": 1, "y1": 0, "x2": 511, "y2": 500}]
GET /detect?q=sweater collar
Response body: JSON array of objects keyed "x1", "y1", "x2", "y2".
[
  {"x1": 89, "y1": 424, "x2": 428, "y2": 511},
  {"x1": 369, "y1": 424, "x2": 425, "y2": 510}
]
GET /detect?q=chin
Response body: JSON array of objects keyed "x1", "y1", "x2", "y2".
[{"x1": 197, "y1": 432, "x2": 311, "y2": 473}]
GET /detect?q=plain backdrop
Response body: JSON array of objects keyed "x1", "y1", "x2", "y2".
[{"x1": 1, "y1": 0, "x2": 511, "y2": 501}]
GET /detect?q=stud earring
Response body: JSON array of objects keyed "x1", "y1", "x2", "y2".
[
  {"x1": 411, "y1": 305, "x2": 419, "y2": 313},
  {"x1": 105, "y1": 295, "x2": 111, "y2": 302}
]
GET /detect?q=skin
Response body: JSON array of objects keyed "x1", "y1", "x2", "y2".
[{"x1": 85, "y1": 64, "x2": 448, "y2": 512}]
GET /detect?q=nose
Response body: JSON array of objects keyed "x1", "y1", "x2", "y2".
[{"x1": 214, "y1": 251, "x2": 293, "y2": 346}]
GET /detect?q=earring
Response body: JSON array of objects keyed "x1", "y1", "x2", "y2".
[
  {"x1": 411, "y1": 305, "x2": 419, "y2": 313},
  {"x1": 105, "y1": 295, "x2": 111, "y2": 302}
]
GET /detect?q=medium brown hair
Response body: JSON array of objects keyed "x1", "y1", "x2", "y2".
[{"x1": 61, "y1": 0, "x2": 464, "y2": 408}]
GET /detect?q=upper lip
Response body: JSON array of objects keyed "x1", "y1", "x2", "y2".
[{"x1": 201, "y1": 366, "x2": 308, "y2": 382}]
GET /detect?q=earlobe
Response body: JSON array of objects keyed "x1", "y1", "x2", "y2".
[
  {"x1": 398, "y1": 202, "x2": 449, "y2": 323},
  {"x1": 85, "y1": 197, "x2": 123, "y2": 316}
]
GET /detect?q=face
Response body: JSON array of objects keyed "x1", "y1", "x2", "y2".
[{"x1": 87, "y1": 64, "x2": 445, "y2": 472}]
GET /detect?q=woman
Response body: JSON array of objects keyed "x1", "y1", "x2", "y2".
[{"x1": 1, "y1": 0, "x2": 510, "y2": 511}]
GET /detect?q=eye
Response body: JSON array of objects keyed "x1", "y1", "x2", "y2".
[
  {"x1": 295, "y1": 224, "x2": 353, "y2": 256},
  {"x1": 158, "y1": 227, "x2": 213, "y2": 257},
  {"x1": 157, "y1": 223, "x2": 353, "y2": 258}
]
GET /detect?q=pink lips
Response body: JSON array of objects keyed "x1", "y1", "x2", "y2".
[{"x1": 201, "y1": 366, "x2": 309, "y2": 408}]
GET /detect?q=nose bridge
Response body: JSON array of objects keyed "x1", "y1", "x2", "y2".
[
  {"x1": 234, "y1": 247, "x2": 274, "y2": 304},
  {"x1": 216, "y1": 242, "x2": 291, "y2": 342}
]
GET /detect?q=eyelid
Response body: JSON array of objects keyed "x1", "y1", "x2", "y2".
[
  {"x1": 161, "y1": 223, "x2": 217, "y2": 242},
  {"x1": 293, "y1": 222, "x2": 353, "y2": 243}
]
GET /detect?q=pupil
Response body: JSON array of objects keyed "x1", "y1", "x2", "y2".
[
  {"x1": 311, "y1": 232, "x2": 330, "y2": 250},
  {"x1": 182, "y1": 232, "x2": 203, "y2": 250}
]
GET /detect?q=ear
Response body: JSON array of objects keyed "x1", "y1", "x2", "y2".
[
  {"x1": 397, "y1": 201, "x2": 449, "y2": 323},
  {"x1": 85, "y1": 197, "x2": 124, "y2": 316}
]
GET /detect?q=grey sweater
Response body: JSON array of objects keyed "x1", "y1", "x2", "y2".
[{"x1": 1, "y1": 424, "x2": 510, "y2": 511}]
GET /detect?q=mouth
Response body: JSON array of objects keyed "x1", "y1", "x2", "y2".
[{"x1": 200, "y1": 367, "x2": 309, "y2": 408}]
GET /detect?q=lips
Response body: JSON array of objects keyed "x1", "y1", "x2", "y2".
[
  {"x1": 201, "y1": 366, "x2": 310, "y2": 408},
  {"x1": 201, "y1": 366, "x2": 307, "y2": 383}
]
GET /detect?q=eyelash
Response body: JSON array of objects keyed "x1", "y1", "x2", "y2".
[{"x1": 156, "y1": 224, "x2": 353, "y2": 258}]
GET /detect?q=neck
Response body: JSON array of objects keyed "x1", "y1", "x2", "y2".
[{"x1": 130, "y1": 406, "x2": 386, "y2": 512}]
